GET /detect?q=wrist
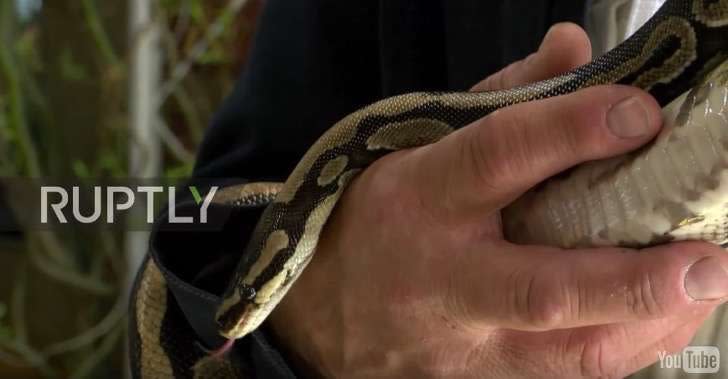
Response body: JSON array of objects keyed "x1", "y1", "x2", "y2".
[
  {"x1": 267, "y1": 244, "x2": 342, "y2": 378},
  {"x1": 263, "y1": 321, "x2": 329, "y2": 378}
]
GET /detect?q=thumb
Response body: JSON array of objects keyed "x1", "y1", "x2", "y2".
[{"x1": 411, "y1": 85, "x2": 663, "y2": 217}]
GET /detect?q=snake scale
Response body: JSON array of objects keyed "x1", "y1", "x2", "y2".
[{"x1": 131, "y1": 0, "x2": 728, "y2": 377}]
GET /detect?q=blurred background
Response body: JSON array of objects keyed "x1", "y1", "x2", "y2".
[
  {"x1": 0, "y1": 0, "x2": 262, "y2": 377},
  {"x1": 0, "y1": 0, "x2": 706, "y2": 378}
]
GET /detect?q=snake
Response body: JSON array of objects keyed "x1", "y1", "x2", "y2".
[{"x1": 130, "y1": 0, "x2": 728, "y2": 377}]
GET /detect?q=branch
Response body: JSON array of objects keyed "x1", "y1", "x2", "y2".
[
  {"x1": 28, "y1": 240, "x2": 114, "y2": 295},
  {"x1": 172, "y1": 0, "x2": 193, "y2": 41},
  {"x1": 42, "y1": 292, "x2": 124, "y2": 357},
  {"x1": 0, "y1": 340, "x2": 54, "y2": 377},
  {"x1": 157, "y1": 0, "x2": 250, "y2": 103},
  {"x1": 69, "y1": 323, "x2": 123, "y2": 379},
  {"x1": 0, "y1": 347, "x2": 27, "y2": 368},
  {"x1": 3, "y1": 264, "x2": 54, "y2": 376},
  {"x1": 172, "y1": 86, "x2": 204, "y2": 145},
  {"x1": 80, "y1": 0, "x2": 121, "y2": 67},
  {"x1": 10, "y1": 263, "x2": 27, "y2": 345},
  {"x1": 156, "y1": 118, "x2": 195, "y2": 163},
  {"x1": 0, "y1": 107, "x2": 14, "y2": 176},
  {"x1": 0, "y1": 40, "x2": 41, "y2": 177},
  {"x1": 99, "y1": 229, "x2": 125, "y2": 279},
  {"x1": 157, "y1": 14, "x2": 205, "y2": 147}
]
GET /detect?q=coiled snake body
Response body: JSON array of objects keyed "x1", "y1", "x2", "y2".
[{"x1": 131, "y1": 0, "x2": 728, "y2": 377}]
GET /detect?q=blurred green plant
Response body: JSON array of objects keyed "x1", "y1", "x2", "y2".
[{"x1": 0, "y1": 0, "x2": 258, "y2": 377}]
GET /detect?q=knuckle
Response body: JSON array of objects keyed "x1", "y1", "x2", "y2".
[
  {"x1": 491, "y1": 97, "x2": 601, "y2": 171},
  {"x1": 443, "y1": 254, "x2": 482, "y2": 330},
  {"x1": 578, "y1": 337, "x2": 620, "y2": 378},
  {"x1": 464, "y1": 88, "x2": 619, "y2": 195},
  {"x1": 559, "y1": 113, "x2": 590, "y2": 157},
  {"x1": 513, "y1": 268, "x2": 568, "y2": 329},
  {"x1": 473, "y1": 113, "x2": 535, "y2": 182},
  {"x1": 359, "y1": 154, "x2": 410, "y2": 206},
  {"x1": 580, "y1": 340, "x2": 604, "y2": 378},
  {"x1": 527, "y1": 293, "x2": 566, "y2": 330},
  {"x1": 462, "y1": 123, "x2": 516, "y2": 194},
  {"x1": 497, "y1": 63, "x2": 515, "y2": 90},
  {"x1": 554, "y1": 99, "x2": 604, "y2": 158},
  {"x1": 491, "y1": 59, "x2": 526, "y2": 91},
  {"x1": 551, "y1": 87, "x2": 625, "y2": 158},
  {"x1": 473, "y1": 76, "x2": 494, "y2": 92},
  {"x1": 567, "y1": 328, "x2": 625, "y2": 379},
  {"x1": 523, "y1": 52, "x2": 538, "y2": 67},
  {"x1": 625, "y1": 269, "x2": 667, "y2": 318},
  {"x1": 485, "y1": 73, "x2": 500, "y2": 91}
]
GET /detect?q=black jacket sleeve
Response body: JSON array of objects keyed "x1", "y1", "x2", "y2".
[{"x1": 143, "y1": 0, "x2": 587, "y2": 377}]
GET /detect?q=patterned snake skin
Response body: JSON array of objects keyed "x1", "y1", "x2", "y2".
[
  {"x1": 505, "y1": 61, "x2": 728, "y2": 248},
  {"x1": 130, "y1": 0, "x2": 728, "y2": 377}
]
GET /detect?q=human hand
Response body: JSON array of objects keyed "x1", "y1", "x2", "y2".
[{"x1": 268, "y1": 24, "x2": 728, "y2": 378}]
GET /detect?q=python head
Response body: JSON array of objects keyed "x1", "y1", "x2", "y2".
[{"x1": 215, "y1": 265, "x2": 301, "y2": 339}]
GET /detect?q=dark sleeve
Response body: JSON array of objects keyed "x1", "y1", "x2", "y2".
[
  {"x1": 140, "y1": 0, "x2": 587, "y2": 377},
  {"x1": 194, "y1": 0, "x2": 588, "y2": 182},
  {"x1": 192, "y1": 0, "x2": 385, "y2": 182}
]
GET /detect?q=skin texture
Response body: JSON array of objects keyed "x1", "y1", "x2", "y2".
[{"x1": 268, "y1": 24, "x2": 728, "y2": 378}]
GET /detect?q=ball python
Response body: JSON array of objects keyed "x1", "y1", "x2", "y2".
[
  {"x1": 131, "y1": 0, "x2": 728, "y2": 377},
  {"x1": 504, "y1": 64, "x2": 728, "y2": 248}
]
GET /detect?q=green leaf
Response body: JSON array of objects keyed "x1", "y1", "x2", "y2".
[
  {"x1": 59, "y1": 49, "x2": 87, "y2": 81},
  {"x1": 72, "y1": 160, "x2": 91, "y2": 179},
  {"x1": 0, "y1": 104, "x2": 8, "y2": 139},
  {"x1": 164, "y1": 163, "x2": 193, "y2": 179},
  {"x1": 198, "y1": 48, "x2": 226, "y2": 65},
  {"x1": 99, "y1": 151, "x2": 125, "y2": 177},
  {"x1": 189, "y1": 0, "x2": 205, "y2": 24}
]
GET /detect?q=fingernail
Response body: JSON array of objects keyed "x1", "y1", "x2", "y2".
[
  {"x1": 607, "y1": 97, "x2": 651, "y2": 138},
  {"x1": 685, "y1": 257, "x2": 728, "y2": 301}
]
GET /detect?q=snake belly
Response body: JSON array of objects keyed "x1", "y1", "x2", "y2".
[
  {"x1": 130, "y1": 0, "x2": 728, "y2": 377},
  {"x1": 504, "y1": 61, "x2": 728, "y2": 248}
]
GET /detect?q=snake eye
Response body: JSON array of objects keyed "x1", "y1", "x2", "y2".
[{"x1": 240, "y1": 285, "x2": 257, "y2": 301}]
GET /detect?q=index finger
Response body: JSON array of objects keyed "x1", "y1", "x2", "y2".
[
  {"x1": 444, "y1": 241, "x2": 728, "y2": 331},
  {"x1": 471, "y1": 23, "x2": 592, "y2": 92}
]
